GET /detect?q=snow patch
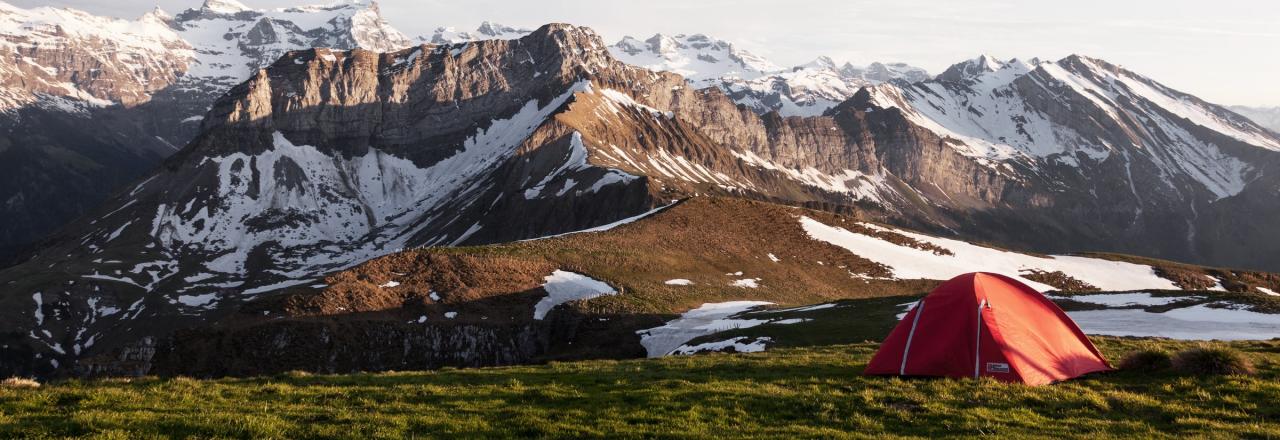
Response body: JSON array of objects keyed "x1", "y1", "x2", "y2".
[
  {"x1": 31, "y1": 292, "x2": 43, "y2": 326},
  {"x1": 636, "y1": 301, "x2": 773, "y2": 357},
  {"x1": 533, "y1": 270, "x2": 617, "y2": 320},
  {"x1": 176, "y1": 293, "x2": 217, "y2": 307},
  {"x1": 799, "y1": 216, "x2": 1179, "y2": 292},
  {"x1": 671, "y1": 336, "x2": 772, "y2": 355}
]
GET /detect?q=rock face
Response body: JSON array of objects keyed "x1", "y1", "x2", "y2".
[
  {"x1": 0, "y1": 0, "x2": 414, "y2": 262},
  {"x1": 0, "y1": 2, "x2": 191, "y2": 108}
]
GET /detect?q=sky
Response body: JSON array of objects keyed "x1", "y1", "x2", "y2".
[{"x1": 14, "y1": 0, "x2": 1280, "y2": 106}]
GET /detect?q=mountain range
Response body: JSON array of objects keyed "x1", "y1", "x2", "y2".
[{"x1": 1, "y1": 0, "x2": 1279, "y2": 378}]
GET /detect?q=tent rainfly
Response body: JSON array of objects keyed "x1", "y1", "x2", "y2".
[{"x1": 864, "y1": 272, "x2": 1112, "y2": 385}]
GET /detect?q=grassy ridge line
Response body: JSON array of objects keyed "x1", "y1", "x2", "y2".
[{"x1": 3, "y1": 338, "x2": 1279, "y2": 438}]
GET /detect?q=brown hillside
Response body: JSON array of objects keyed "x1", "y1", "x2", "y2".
[{"x1": 277, "y1": 196, "x2": 939, "y2": 319}]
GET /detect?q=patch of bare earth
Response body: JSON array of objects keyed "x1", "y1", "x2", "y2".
[{"x1": 1019, "y1": 269, "x2": 1099, "y2": 292}]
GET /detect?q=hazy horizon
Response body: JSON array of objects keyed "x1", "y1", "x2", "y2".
[{"x1": 10, "y1": 0, "x2": 1279, "y2": 107}]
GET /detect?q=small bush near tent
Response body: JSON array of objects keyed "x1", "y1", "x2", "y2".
[
  {"x1": 1119, "y1": 349, "x2": 1173, "y2": 372},
  {"x1": 1172, "y1": 346, "x2": 1255, "y2": 376}
]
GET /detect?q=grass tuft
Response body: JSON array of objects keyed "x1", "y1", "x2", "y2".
[
  {"x1": 1, "y1": 377, "x2": 40, "y2": 389},
  {"x1": 1118, "y1": 349, "x2": 1173, "y2": 372},
  {"x1": 280, "y1": 370, "x2": 312, "y2": 379},
  {"x1": 1172, "y1": 346, "x2": 1255, "y2": 376}
]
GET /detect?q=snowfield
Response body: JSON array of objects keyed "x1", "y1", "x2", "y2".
[
  {"x1": 1058, "y1": 293, "x2": 1280, "y2": 340},
  {"x1": 799, "y1": 216, "x2": 1179, "y2": 292}
]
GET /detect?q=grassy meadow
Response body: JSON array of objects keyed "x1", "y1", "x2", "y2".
[{"x1": 3, "y1": 337, "x2": 1279, "y2": 439}]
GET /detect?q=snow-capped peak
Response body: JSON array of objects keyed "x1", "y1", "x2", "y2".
[
  {"x1": 937, "y1": 54, "x2": 1006, "y2": 82},
  {"x1": 200, "y1": 0, "x2": 252, "y2": 14},
  {"x1": 140, "y1": 6, "x2": 173, "y2": 23},
  {"x1": 424, "y1": 22, "x2": 532, "y2": 44},
  {"x1": 608, "y1": 33, "x2": 780, "y2": 84},
  {"x1": 475, "y1": 21, "x2": 528, "y2": 38},
  {"x1": 842, "y1": 61, "x2": 932, "y2": 83},
  {"x1": 863, "y1": 52, "x2": 1280, "y2": 202},
  {"x1": 175, "y1": 0, "x2": 411, "y2": 87},
  {"x1": 798, "y1": 56, "x2": 838, "y2": 71}
]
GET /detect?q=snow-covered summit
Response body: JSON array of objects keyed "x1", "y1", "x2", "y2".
[
  {"x1": 936, "y1": 54, "x2": 1006, "y2": 82},
  {"x1": 609, "y1": 33, "x2": 780, "y2": 84},
  {"x1": 844, "y1": 61, "x2": 931, "y2": 83},
  {"x1": 605, "y1": 32, "x2": 927, "y2": 117},
  {"x1": 199, "y1": 0, "x2": 252, "y2": 14},
  {"x1": 423, "y1": 21, "x2": 532, "y2": 44}
]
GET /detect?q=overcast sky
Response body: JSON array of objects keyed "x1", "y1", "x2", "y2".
[{"x1": 15, "y1": 0, "x2": 1280, "y2": 106}]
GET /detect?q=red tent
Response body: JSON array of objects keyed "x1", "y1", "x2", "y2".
[{"x1": 864, "y1": 272, "x2": 1111, "y2": 385}]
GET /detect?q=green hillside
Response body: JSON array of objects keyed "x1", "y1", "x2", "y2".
[{"x1": 4, "y1": 337, "x2": 1278, "y2": 439}]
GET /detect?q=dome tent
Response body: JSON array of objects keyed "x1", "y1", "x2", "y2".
[{"x1": 864, "y1": 272, "x2": 1111, "y2": 385}]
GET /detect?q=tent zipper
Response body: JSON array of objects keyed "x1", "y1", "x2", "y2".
[
  {"x1": 899, "y1": 299, "x2": 926, "y2": 375},
  {"x1": 974, "y1": 299, "x2": 987, "y2": 378}
]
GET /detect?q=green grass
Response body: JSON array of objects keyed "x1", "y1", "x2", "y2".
[{"x1": 4, "y1": 338, "x2": 1280, "y2": 439}]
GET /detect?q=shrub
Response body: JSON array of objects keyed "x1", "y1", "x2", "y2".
[
  {"x1": 1, "y1": 377, "x2": 40, "y2": 389},
  {"x1": 1118, "y1": 349, "x2": 1173, "y2": 372},
  {"x1": 1172, "y1": 346, "x2": 1256, "y2": 376}
]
